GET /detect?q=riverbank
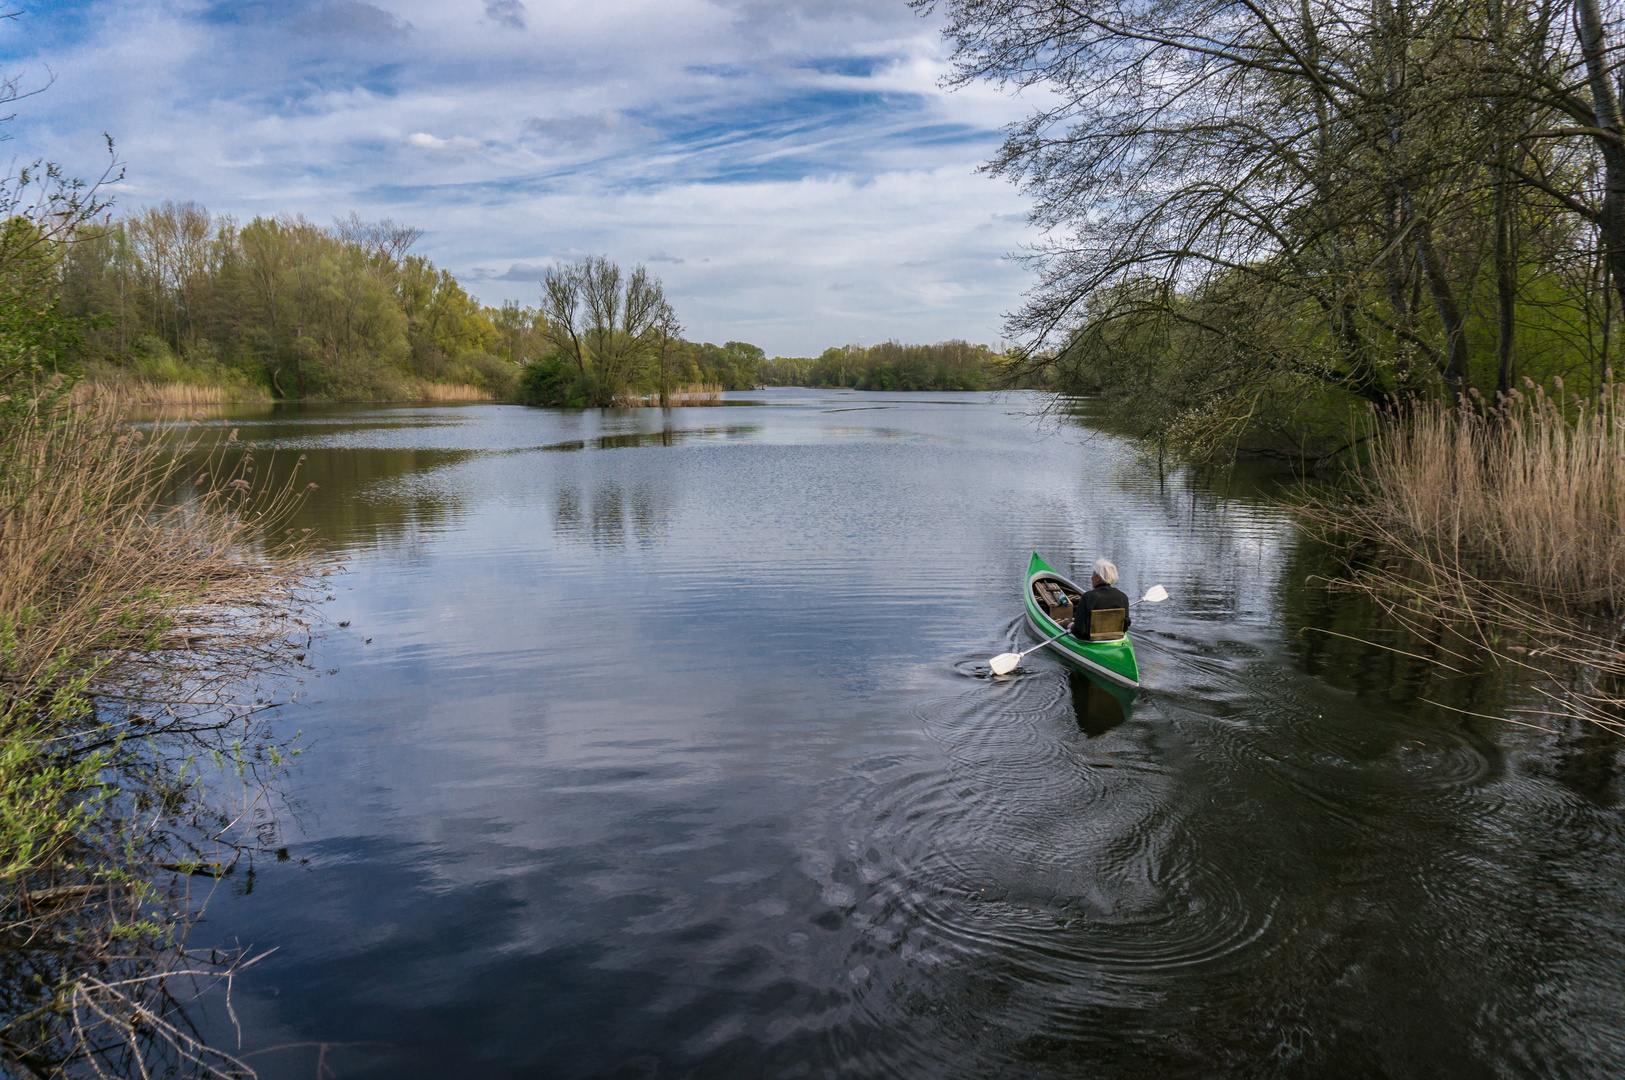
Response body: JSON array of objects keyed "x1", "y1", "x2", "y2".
[{"x1": 0, "y1": 391, "x2": 318, "y2": 1075}]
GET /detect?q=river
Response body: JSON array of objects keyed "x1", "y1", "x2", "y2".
[{"x1": 172, "y1": 389, "x2": 1622, "y2": 1078}]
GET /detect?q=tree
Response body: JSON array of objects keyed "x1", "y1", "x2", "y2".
[
  {"x1": 332, "y1": 211, "x2": 422, "y2": 267},
  {"x1": 654, "y1": 300, "x2": 682, "y2": 407},
  {"x1": 539, "y1": 255, "x2": 673, "y2": 406},
  {"x1": 923, "y1": 0, "x2": 1625, "y2": 454}
]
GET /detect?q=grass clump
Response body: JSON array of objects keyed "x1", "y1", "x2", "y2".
[{"x1": 1348, "y1": 378, "x2": 1625, "y2": 609}]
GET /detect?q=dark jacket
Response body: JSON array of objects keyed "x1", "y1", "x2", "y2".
[{"x1": 1076, "y1": 584, "x2": 1131, "y2": 634}]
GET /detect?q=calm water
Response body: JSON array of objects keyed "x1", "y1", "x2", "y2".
[{"x1": 176, "y1": 390, "x2": 1622, "y2": 1078}]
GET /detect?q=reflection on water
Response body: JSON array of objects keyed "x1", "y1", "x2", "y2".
[
  {"x1": 538, "y1": 424, "x2": 761, "y2": 452},
  {"x1": 552, "y1": 479, "x2": 673, "y2": 549},
  {"x1": 1069, "y1": 669, "x2": 1134, "y2": 736},
  {"x1": 179, "y1": 391, "x2": 1624, "y2": 1079}
]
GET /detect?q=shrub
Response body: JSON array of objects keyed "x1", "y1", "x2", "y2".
[
  {"x1": 516, "y1": 349, "x2": 584, "y2": 407},
  {"x1": 458, "y1": 349, "x2": 518, "y2": 398}
]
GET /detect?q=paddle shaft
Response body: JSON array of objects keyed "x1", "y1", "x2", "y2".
[{"x1": 1018, "y1": 628, "x2": 1071, "y2": 659}]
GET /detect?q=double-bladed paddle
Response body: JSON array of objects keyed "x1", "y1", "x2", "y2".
[{"x1": 989, "y1": 584, "x2": 1168, "y2": 676}]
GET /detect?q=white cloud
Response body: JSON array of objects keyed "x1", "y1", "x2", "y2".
[
  {"x1": 0, "y1": 0, "x2": 1040, "y2": 355},
  {"x1": 405, "y1": 132, "x2": 485, "y2": 161}
]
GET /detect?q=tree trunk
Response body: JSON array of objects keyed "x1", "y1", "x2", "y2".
[
  {"x1": 1495, "y1": 153, "x2": 1517, "y2": 400},
  {"x1": 1413, "y1": 218, "x2": 1470, "y2": 404},
  {"x1": 1576, "y1": 0, "x2": 1625, "y2": 314},
  {"x1": 659, "y1": 333, "x2": 670, "y2": 408}
]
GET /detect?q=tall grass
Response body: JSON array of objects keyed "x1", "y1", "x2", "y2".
[
  {"x1": 1, "y1": 392, "x2": 317, "y2": 1076},
  {"x1": 76, "y1": 364, "x2": 273, "y2": 405},
  {"x1": 612, "y1": 382, "x2": 726, "y2": 407},
  {"x1": 1321, "y1": 376, "x2": 1625, "y2": 732},
  {"x1": 1348, "y1": 377, "x2": 1625, "y2": 609},
  {"x1": 78, "y1": 367, "x2": 495, "y2": 404},
  {"x1": 412, "y1": 380, "x2": 493, "y2": 402}
]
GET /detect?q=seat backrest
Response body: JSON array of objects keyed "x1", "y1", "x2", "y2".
[{"x1": 1088, "y1": 607, "x2": 1126, "y2": 640}]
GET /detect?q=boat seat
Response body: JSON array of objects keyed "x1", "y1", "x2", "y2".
[{"x1": 1087, "y1": 608, "x2": 1126, "y2": 640}]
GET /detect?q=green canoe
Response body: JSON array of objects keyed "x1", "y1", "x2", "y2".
[{"x1": 1023, "y1": 551, "x2": 1140, "y2": 689}]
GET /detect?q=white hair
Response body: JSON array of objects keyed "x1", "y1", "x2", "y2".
[{"x1": 1092, "y1": 557, "x2": 1119, "y2": 585}]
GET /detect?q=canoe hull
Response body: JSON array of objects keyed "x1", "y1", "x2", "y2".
[{"x1": 1023, "y1": 552, "x2": 1141, "y2": 689}]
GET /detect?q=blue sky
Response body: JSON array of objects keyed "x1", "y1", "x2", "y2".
[{"x1": 0, "y1": 0, "x2": 1040, "y2": 356}]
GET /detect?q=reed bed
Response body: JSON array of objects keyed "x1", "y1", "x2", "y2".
[
  {"x1": 1315, "y1": 376, "x2": 1625, "y2": 732},
  {"x1": 410, "y1": 381, "x2": 493, "y2": 402},
  {"x1": 1350, "y1": 378, "x2": 1625, "y2": 608},
  {"x1": 76, "y1": 372, "x2": 494, "y2": 405},
  {"x1": 73, "y1": 371, "x2": 272, "y2": 406},
  {"x1": 612, "y1": 382, "x2": 725, "y2": 407},
  {"x1": 1, "y1": 393, "x2": 318, "y2": 1077}
]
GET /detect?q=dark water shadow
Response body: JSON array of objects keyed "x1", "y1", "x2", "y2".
[
  {"x1": 535, "y1": 425, "x2": 760, "y2": 452},
  {"x1": 1068, "y1": 668, "x2": 1137, "y2": 736}
]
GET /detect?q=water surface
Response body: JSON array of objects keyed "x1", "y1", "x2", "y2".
[{"x1": 185, "y1": 390, "x2": 1623, "y2": 1078}]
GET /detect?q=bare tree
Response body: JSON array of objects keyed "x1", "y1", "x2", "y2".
[
  {"x1": 539, "y1": 255, "x2": 672, "y2": 406},
  {"x1": 331, "y1": 211, "x2": 423, "y2": 266}
]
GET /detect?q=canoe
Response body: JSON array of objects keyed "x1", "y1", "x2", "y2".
[{"x1": 1023, "y1": 551, "x2": 1140, "y2": 689}]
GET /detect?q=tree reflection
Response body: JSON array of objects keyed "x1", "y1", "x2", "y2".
[{"x1": 553, "y1": 480, "x2": 672, "y2": 550}]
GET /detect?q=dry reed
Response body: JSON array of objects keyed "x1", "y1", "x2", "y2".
[
  {"x1": 611, "y1": 382, "x2": 725, "y2": 407},
  {"x1": 1315, "y1": 376, "x2": 1625, "y2": 732},
  {"x1": 76, "y1": 372, "x2": 494, "y2": 405},
  {"x1": 1348, "y1": 377, "x2": 1625, "y2": 608},
  {"x1": 1, "y1": 393, "x2": 319, "y2": 1077},
  {"x1": 72, "y1": 373, "x2": 272, "y2": 406},
  {"x1": 409, "y1": 381, "x2": 492, "y2": 403},
  {"x1": 0, "y1": 406, "x2": 317, "y2": 713}
]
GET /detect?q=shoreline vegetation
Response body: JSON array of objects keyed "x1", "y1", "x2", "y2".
[
  {"x1": 2, "y1": 387, "x2": 319, "y2": 1077},
  {"x1": 61, "y1": 207, "x2": 1029, "y2": 409},
  {"x1": 1305, "y1": 380, "x2": 1625, "y2": 732},
  {"x1": 0, "y1": 127, "x2": 320, "y2": 1072}
]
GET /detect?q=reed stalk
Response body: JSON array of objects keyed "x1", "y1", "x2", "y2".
[
  {"x1": 409, "y1": 381, "x2": 492, "y2": 403},
  {"x1": 71, "y1": 379, "x2": 273, "y2": 406},
  {"x1": 75, "y1": 370, "x2": 494, "y2": 405}
]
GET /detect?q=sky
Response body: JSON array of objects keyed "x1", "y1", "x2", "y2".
[{"x1": 0, "y1": 0, "x2": 1044, "y2": 357}]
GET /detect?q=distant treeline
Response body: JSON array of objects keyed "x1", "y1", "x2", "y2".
[
  {"x1": 759, "y1": 341, "x2": 1027, "y2": 391},
  {"x1": 57, "y1": 202, "x2": 1028, "y2": 403},
  {"x1": 56, "y1": 205, "x2": 770, "y2": 403}
]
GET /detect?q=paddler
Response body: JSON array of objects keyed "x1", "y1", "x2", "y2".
[{"x1": 1073, "y1": 557, "x2": 1131, "y2": 636}]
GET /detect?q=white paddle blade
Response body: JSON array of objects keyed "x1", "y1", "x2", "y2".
[
  {"x1": 1141, "y1": 584, "x2": 1168, "y2": 603},
  {"x1": 989, "y1": 652, "x2": 1021, "y2": 676}
]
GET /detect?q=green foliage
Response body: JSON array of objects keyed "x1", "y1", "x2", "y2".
[
  {"x1": 457, "y1": 350, "x2": 520, "y2": 397},
  {"x1": 759, "y1": 340, "x2": 1009, "y2": 390},
  {"x1": 516, "y1": 348, "x2": 586, "y2": 406},
  {"x1": 1054, "y1": 262, "x2": 1616, "y2": 464},
  {"x1": 678, "y1": 340, "x2": 765, "y2": 389},
  {"x1": 932, "y1": 0, "x2": 1625, "y2": 464},
  {"x1": 0, "y1": 149, "x2": 116, "y2": 416},
  {"x1": 0, "y1": 664, "x2": 108, "y2": 884},
  {"x1": 60, "y1": 205, "x2": 521, "y2": 400}
]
